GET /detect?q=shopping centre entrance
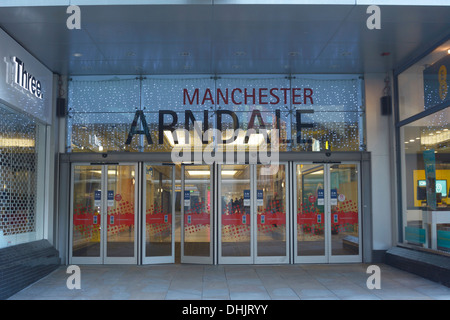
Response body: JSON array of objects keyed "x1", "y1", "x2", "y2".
[{"x1": 66, "y1": 153, "x2": 369, "y2": 265}]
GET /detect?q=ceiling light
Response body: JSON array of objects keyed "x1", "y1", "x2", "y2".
[
  {"x1": 187, "y1": 171, "x2": 210, "y2": 176},
  {"x1": 73, "y1": 53, "x2": 83, "y2": 57},
  {"x1": 448, "y1": 49, "x2": 450, "y2": 54},
  {"x1": 221, "y1": 170, "x2": 237, "y2": 176},
  {"x1": 234, "y1": 51, "x2": 246, "y2": 56},
  {"x1": 409, "y1": 139, "x2": 415, "y2": 142}
]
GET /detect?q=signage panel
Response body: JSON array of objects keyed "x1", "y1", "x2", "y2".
[{"x1": 0, "y1": 28, "x2": 53, "y2": 124}]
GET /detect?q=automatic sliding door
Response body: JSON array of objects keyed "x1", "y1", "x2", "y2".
[
  {"x1": 219, "y1": 164, "x2": 252, "y2": 264},
  {"x1": 71, "y1": 165, "x2": 103, "y2": 264},
  {"x1": 105, "y1": 164, "x2": 137, "y2": 263},
  {"x1": 181, "y1": 165, "x2": 213, "y2": 264},
  {"x1": 294, "y1": 162, "x2": 361, "y2": 263},
  {"x1": 70, "y1": 163, "x2": 138, "y2": 265},
  {"x1": 295, "y1": 164, "x2": 327, "y2": 263},
  {"x1": 143, "y1": 164, "x2": 175, "y2": 264},
  {"x1": 328, "y1": 163, "x2": 361, "y2": 263},
  {"x1": 218, "y1": 163, "x2": 289, "y2": 264},
  {"x1": 255, "y1": 164, "x2": 289, "y2": 264}
]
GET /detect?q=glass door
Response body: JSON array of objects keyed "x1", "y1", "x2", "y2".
[
  {"x1": 218, "y1": 163, "x2": 289, "y2": 264},
  {"x1": 142, "y1": 164, "x2": 175, "y2": 264},
  {"x1": 294, "y1": 162, "x2": 361, "y2": 263},
  {"x1": 70, "y1": 163, "x2": 138, "y2": 264},
  {"x1": 181, "y1": 164, "x2": 213, "y2": 264},
  {"x1": 255, "y1": 163, "x2": 289, "y2": 264},
  {"x1": 219, "y1": 164, "x2": 252, "y2": 264}
]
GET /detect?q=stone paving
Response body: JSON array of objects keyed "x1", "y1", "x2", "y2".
[{"x1": 8, "y1": 263, "x2": 450, "y2": 300}]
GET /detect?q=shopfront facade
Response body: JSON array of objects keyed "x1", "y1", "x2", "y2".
[
  {"x1": 395, "y1": 38, "x2": 450, "y2": 255},
  {"x1": 58, "y1": 74, "x2": 373, "y2": 265},
  {"x1": 0, "y1": 1, "x2": 449, "y2": 299}
]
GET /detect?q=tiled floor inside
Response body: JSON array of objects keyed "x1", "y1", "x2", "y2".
[{"x1": 8, "y1": 263, "x2": 450, "y2": 300}]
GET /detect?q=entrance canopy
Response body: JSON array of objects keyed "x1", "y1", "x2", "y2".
[{"x1": 0, "y1": 4, "x2": 449, "y2": 75}]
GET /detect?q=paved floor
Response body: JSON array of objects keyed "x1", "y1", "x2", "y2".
[{"x1": 8, "y1": 263, "x2": 450, "y2": 300}]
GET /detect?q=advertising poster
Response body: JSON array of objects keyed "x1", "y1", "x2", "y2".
[{"x1": 423, "y1": 149, "x2": 437, "y2": 210}]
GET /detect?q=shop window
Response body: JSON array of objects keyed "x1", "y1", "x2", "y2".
[
  {"x1": 0, "y1": 103, "x2": 45, "y2": 248},
  {"x1": 397, "y1": 39, "x2": 450, "y2": 254}
]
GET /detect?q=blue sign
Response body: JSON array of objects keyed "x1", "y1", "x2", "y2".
[
  {"x1": 244, "y1": 190, "x2": 250, "y2": 206},
  {"x1": 94, "y1": 190, "x2": 101, "y2": 206},
  {"x1": 257, "y1": 190, "x2": 263, "y2": 206},
  {"x1": 107, "y1": 190, "x2": 114, "y2": 200},
  {"x1": 317, "y1": 189, "x2": 324, "y2": 205},
  {"x1": 330, "y1": 189, "x2": 338, "y2": 206},
  {"x1": 107, "y1": 190, "x2": 114, "y2": 206},
  {"x1": 184, "y1": 190, "x2": 190, "y2": 206}
]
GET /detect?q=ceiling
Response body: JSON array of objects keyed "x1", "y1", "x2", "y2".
[{"x1": 1, "y1": 4, "x2": 450, "y2": 76}]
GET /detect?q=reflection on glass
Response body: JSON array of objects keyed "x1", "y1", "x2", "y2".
[
  {"x1": 183, "y1": 165, "x2": 211, "y2": 257},
  {"x1": 220, "y1": 165, "x2": 251, "y2": 257},
  {"x1": 330, "y1": 164, "x2": 359, "y2": 256},
  {"x1": 256, "y1": 164, "x2": 287, "y2": 257},
  {"x1": 297, "y1": 164, "x2": 325, "y2": 256},
  {"x1": 400, "y1": 109, "x2": 449, "y2": 253},
  {"x1": 145, "y1": 165, "x2": 173, "y2": 257},
  {"x1": 106, "y1": 165, "x2": 135, "y2": 257},
  {"x1": 72, "y1": 166, "x2": 102, "y2": 257}
]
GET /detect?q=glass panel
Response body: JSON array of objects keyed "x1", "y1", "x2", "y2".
[
  {"x1": 145, "y1": 165, "x2": 173, "y2": 257},
  {"x1": 67, "y1": 75, "x2": 365, "y2": 153},
  {"x1": 330, "y1": 164, "x2": 359, "y2": 256},
  {"x1": 183, "y1": 165, "x2": 211, "y2": 257},
  {"x1": 296, "y1": 164, "x2": 325, "y2": 256},
  {"x1": 400, "y1": 108, "x2": 450, "y2": 253},
  {"x1": 256, "y1": 164, "x2": 287, "y2": 257},
  {"x1": 106, "y1": 165, "x2": 135, "y2": 257},
  {"x1": 398, "y1": 39, "x2": 450, "y2": 121},
  {"x1": 291, "y1": 76, "x2": 364, "y2": 152},
  {"x1": 220, "y1": 164, "x2": 251, "y2": 257},
  {"x1": 72, "y1": 165, "x2": 102, "y2": 257}
]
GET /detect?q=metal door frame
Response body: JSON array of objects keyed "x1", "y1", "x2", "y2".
[
  {"x1": 217, "y1": 162, "x2": 290, "y2": 264},
  {"x1": 293, "y1": 161, "x2": 362, "y2": 264},
  {"x1": 69, "y1": 162, "x2": 138, "y2": 265},
  {"x1": 142, "y1": 163, "x2": 176, "y2": 264},
  {"x1": 180, "y1": 164, "x2": 214, "y2": 264}
]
